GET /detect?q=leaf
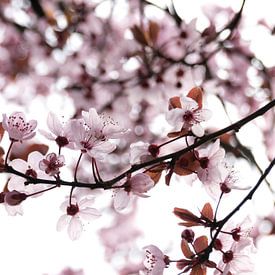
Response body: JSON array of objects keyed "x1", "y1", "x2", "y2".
[
  {"x1": 10, "y1": 143, "x2": 49, "y2": 161},
  {"x1": 187, "y1": 87, "x2": 203, "y2": 109},
  {"x1": 131, "y1": 25, "x2": 149, "y2": 46},
  {"x1": 0, "y1": 123, "x2": 4, "y2": 142},
  {"x1": 174, "y1": 152, "x2": 200, "y2": 176},
  {"x1": 146, "y1": 163, "x2": 166, "y2": 184},
  {"x1": 148, "y1": 20, "x2": 159, "y2": 45},
  {"x1": 181, "y1": 239, "x2": 194, "y2": 259},
  {"x1": 201, "y1": 203, "x2": 213, "y2": 221},
  {"x1": 168, "y1": 96, "x2": 182, "y2": 110},
  {"x1": 174, "y1": 207, "x2": 201, "y2": 225},
  {"x1": 190, "y1": 265, "x2": 207, "y2": 275},
  {"x1": 193, "y1": 236, "x2": 208, "y2": 254}
]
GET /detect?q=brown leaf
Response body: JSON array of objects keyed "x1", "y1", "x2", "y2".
[
  {"x1": 193, "y1": 236, "x2": 208, "y2": 254},
  {"x1": 146, "y1": 163, "x2": 166, "y2": 184},
  {"x1": 201, "y1": 203, "x2": 214, "y2": 221},
  {"x1": 181, "y1": 239, "x2": 194, "y2": 259},
  {"x1": 174, "y1": 207, "x2": 201, "y2": 225},
  {"x1": 131, "y1": 25, "x2": 149, "y2": 46},
  {"x1": 174, "y1": 151, "x2": 200, "y2": 176},
  {"x1": 168, "y1": 96, "x2": 182, "y2": 110},
  {"x1": 0, "y1": 123, "x2": 4, "y2": 142},
  {"x1": 190, "y1": 265, "x2": 207, "y2": 275},
  {"x1": 187, "y1": 87, "x2": 203, "y2": 109},
  {"x1": 10, "y1": 143, "x2": 49, "y2": 161},
  {"x1": 148, "y1": 20, "x2": 159, "y2": 45}
]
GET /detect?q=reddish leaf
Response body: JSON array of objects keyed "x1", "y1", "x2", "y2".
[
  {"x1": 10, "y1": 143, "x2": 49, "y2": 161},
  {"x1": 190, "y1": 265, "x2": 206, "y2": 275},
  {"x1": 165, "y1": 167, "x2": 174, "y2": 186},
  {"x1": 193, "y1": 236, "x2": 208, "y2": 254},
  {"x1": 131, "y1": 25, "x2": 149, "y2": 46},
  {"x1": 0, "y1": 123, "x2": 4, "y2": 142},
  {"x1": 205, "y1": 260, "x2": 217, "y2": 268},
  {"x1": 168, "y1": 96, "x2": 182, "y2": 110},
  {"x1": 148, "y1": 20, "x2": 159, "y2": 45},
  {"x1": 174, "y1": 207, "x2": 201, "y2": 225},
  {"x1": 187, "y1": 87, "x2": 203, "y2": 109},
  {"x1": 181, "y1": 239, "x2": 194, "y2": 259},
  {"x1": 174, "y1": 151, "x2": 200, "y2": 176},
  {"x1": 201, "y1": 203, "x2": 214, "y2": 221},
  {"x1": 146, "y1": 163, "x2": 166, "y2": 184}
]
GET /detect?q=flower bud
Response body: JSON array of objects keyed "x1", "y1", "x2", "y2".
[
  {"x1": 5, "y1": 190, "x2": 27, "y2": 206},
  {"x1": 181, "y1": 229, "x2": 195, "y2": 243}
]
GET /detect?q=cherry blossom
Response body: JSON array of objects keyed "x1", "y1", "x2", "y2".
[
  {"x1": 218, "y1": 162, "x2": 250, "y2": 194},
  {"x1": 196, "y1": 139, "x2": 225, "y2": 183},
  {"x1": 141, "y1": 245, "x2": 169, "y2": 275},
  {"x1": 8, "y1": 151, "x2": 51, "y2": 197},
  {"x1": 57, "y1": 189, "x2": 101, "y2": 240},
  {"x1": 215, "y1": 237, "x2": 256, "y2": 275},
  {"x1": 166, "y1": 95, "x2": 211, "y2": 137},
  {"x1": 113, "y1": 173, "x2": 154, "y2": 211},
  {"x1": 2, "y1": 112, "x2": 37, "y2": 141},
  {"x1": 39, "y1": 112, "x2": 74, "y2": 148},
  {"x1": 68, "y1": 119, "x2": 116, "y2": 160},
  {"x1": 39, "y1": 152, "x2": 65, "y2": 176},
  {"x1": 82, "y1": 108, "x2": 128, "y2": 140},
  {"x1": 129, "y1": 141, "x2": 159, "y2": 164}
]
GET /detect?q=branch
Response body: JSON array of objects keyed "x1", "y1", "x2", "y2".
[{"x1": 3, "y1": 99, "x2": 275, "y2": 189}]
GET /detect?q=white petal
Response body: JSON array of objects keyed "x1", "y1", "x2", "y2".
[
  {"x1": 191, "y1": 124, "x2": 204, "y2": 137},
  {"x1": 78, "y1": 197, "x2": 95, "y2": 208},
  {"x1": 56, "y1": 214, "x2": 70, "y2": 231},
  {"x1": 10, "y1": 159, "x2": 28, "y2": 173},
  {"x1": 166, "y1": 108, "x2": 184, "y2": 126},
  {"x1": 78, "y1": 208, "x2": 101, "y2": 221},
  {"x1": 68, "y1": 217, "x2": 83, "y2": 240},
  {"x1": 113, "y1": 190, "x2": 130, "y2": 211},
  {"x1": 199, "y1": 109, "x2": 212, "y2": 121},
  {"x1": 47, "y1": 112, "x2": 63, "y2": 136}
]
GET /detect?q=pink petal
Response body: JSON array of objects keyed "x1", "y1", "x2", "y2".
[
  {"x1": 56, "y1": 214, "x2": 70, "y2": 231},
  {"x1": 113, "y1": 190, "x2": 130, "y2": 211},
  {"x1": 68, "y1": 217, "x2": 83, "y2": 240}
]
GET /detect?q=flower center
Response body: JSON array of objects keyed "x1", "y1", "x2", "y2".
[
  {"x1": 67, "y1": 204, "x2": 79, "y2": 216},
  {"x1": 199, "y1": 157, "x2": 209, "y2": 169},
  {"x1": 55, "y1": 136, "x2": 69, "y2": 147},
  {"x1": 183, "y1": 111, "x2": 194, "y2": 123},
  {"x1": 25, "y1": 168, "x2": 37, "y2": 178},
  {"x1": 223, "y1": 250, "x2": 234, "y2": 263}
]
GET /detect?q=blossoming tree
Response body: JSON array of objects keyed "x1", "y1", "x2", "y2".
[{"x1": 0, "y1": 0, "x2": 274, "y2": 274}]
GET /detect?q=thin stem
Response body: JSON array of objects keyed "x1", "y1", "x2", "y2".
[
  {"x1": 214, "y1": 192, "x2": 224, "y2": 222},
  {"x1": 4, "y1": 141, "x2": 14, "y2": 165},
  {"x1": 27, "y1": 185, "x2": 58, "y2": 197},
  {"x1": 74, "y1": 153, "x2": 83, "y2": 183},
  {"x1": 70, "y1": 153, "x2": 83, "y2": 205}
]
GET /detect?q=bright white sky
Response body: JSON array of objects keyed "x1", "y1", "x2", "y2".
[{"x1": 0, "y1": 1, "x2": 275, "y2": 275}]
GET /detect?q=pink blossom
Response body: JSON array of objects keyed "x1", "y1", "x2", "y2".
[
  {"x1": 39, "y1": 112, "x2": 74, "y2": 148},
  {"x1": 68, "y1": 119, "x2": 116, "y2": 161},
  {"x1": 8, "y1": 151, "x2": 51, "y2": 195},
  {"x1": 166, "y1": 95, "x2": 211, "y2": 137},
  {"x1": 197, "y1": 139, "x2": 225, "y2": 183},
  {"x1": 39, "y1": 152, "x2": 65, "y2": 176},
  {"x1": 2, "y1": 112, "x2": 37, "y2": 141},
  {"x1": 113, "y1": 173, "x2": 154, "y2": 211},
  {"x1": 141, "y1": 245, "x2": 169, "y2": 275},
  {"x1": 218, "y1": 162, "x2": 250, "y2": 194},
  {"x1": 215, "y1": 237, "x2": 256, "y2": 275},
  {"x1": 57, "y1": 189, "x2": 101, "y2": 240},
  {"x1": 82, "y1": 107, "x2": 128, "y2": 140},
  {"x1": 129, "y1": 141, "x2": 151, "y2": 164}
]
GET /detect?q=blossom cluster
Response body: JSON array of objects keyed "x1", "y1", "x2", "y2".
[{"x1": 0, "y1": 84, "x2": 270, "y2": 275}]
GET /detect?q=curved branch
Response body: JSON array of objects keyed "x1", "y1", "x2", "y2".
[{"x1": 3, "y1": 99, "x2": 275, "y2": 189}]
